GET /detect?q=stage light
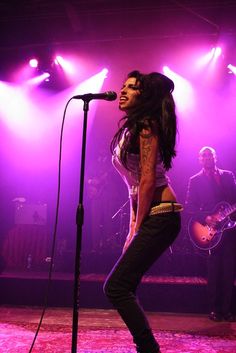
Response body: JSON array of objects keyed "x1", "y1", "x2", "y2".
[
  {"x1": 54, "y1": 55, "x2": 75, "y2": 74},
  {"x1": 101, "y1": 68, "x2": 108, "y2": 77},
  {"x1": 196, "y1": 48, "x2": 215, "y2": 67},
  {"x1": 26, "y1": 72, "x2": 51, "y2": 86},
  {"x1": 54, "y1": 55, "x2": 63, "y2": 65},
  {"x1": 208, "y1": 47, "x2": 223, "y2": 71},
  {"x1": 44, "y1": 72, "x2": 51, "y2": 82},
  {"x1": 29, "y1": 58, "x2": 38, "y2": 68},
  {"x1": 214, "y1": 47, "x2": 222, "y2": 58},
  {"x1": 227, "y1": 64, "x2": 236, "y2": 75},
  {"x1": 196, "y1": 46, "x2": 223, "y2": 69}
]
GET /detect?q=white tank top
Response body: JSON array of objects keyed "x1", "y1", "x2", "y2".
[{"x1": 112, "y1": 133, "x2": 169, "y2": 201}]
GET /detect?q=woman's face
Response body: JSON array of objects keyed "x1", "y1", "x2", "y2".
[{"x1": 119, "y1": 77, "x2": 141, "y2": 113}]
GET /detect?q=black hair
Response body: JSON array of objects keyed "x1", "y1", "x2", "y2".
[{"x1": 111, "y1": 70, "x2": 177, "y2": 170}]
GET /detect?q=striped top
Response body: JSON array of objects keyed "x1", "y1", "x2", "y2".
[{"x1": 112, "y1": 133, "x2": 169, "y2": 201}]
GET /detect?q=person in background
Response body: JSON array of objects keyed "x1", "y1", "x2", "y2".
[
  {"x1": 86, "y1": 148, "x2": 110, "y2": 252},
  {"x1": 185, "y1": 146, "x2": 236, "y2": 322},
  {"x1": 104, "y1": 70, "x2": 182, "y2": 353}
]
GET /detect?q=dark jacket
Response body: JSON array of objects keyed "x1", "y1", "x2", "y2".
[{"x1": 185, "y1": 168, "x2": 236, "y2": 214}]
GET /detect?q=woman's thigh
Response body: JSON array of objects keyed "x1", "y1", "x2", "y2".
[{"x1": 105, "y1": 212, "x2": 181, "y2": 292}]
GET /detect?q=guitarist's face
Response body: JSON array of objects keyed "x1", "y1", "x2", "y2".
[{"x1": 199, "y1": 148, "x2": 217, "y2": 170}]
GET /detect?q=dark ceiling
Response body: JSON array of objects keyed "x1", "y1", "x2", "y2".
[{"x1": 1, "y1": 0, "x2": 236, "y2": 50}]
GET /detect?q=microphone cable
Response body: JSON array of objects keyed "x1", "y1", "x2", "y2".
[{"x1": 28, "y1": 98, "x2": 73, "y2": 353}]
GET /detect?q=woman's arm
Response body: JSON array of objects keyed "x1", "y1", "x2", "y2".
[{"x1": 135, "y1": 127, "x2": 158, "y2": 232}]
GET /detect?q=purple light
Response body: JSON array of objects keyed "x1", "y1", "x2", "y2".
[{"x1": 29, "y1": 59, "x2": 38, "y2": 68}]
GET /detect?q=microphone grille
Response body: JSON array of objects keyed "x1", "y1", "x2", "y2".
[{"x1": 106, "y1": 91, "x2": 117, "y2": 101}]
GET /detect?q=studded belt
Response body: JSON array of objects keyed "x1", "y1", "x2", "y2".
[{"x1": 149, "y1": 202, "x2": 183, "y2": 216}]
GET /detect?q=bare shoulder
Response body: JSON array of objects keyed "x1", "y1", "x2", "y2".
[{"x1": 139, "y1": 119, "x2": 158, "y2": 139}]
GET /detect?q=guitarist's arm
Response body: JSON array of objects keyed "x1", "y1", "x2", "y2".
[
  {"x1": 185, "y1": 177, "x2": 201, "y2": 215},
  {"x1": 185, "y1": 177, "x2": 208, "y2": 226}
]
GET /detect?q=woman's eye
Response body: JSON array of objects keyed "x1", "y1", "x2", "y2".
[{"x1": 130, "y1": 85, "x2": 139, "y2": 90}]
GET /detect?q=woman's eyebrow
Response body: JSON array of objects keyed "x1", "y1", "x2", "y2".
[{"x1": 120, "y1": 83, "x2": 140, "y2": 90}]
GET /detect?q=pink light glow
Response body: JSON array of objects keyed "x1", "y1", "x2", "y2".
[
  {"x1": 195, "y1": 46, "x2": 222, "y2": 69},
  {"x1": 29, "y1": 58, "x2": 38, "y2": 68},
  {"x1": 1, "y1": 68, "x2": 108, "y2": 142},
  {"x1": 0, "y1": 82, "x2": 46, "y2": 142},
  {"x1": 196, "y1": 48, "x2": 215, "y2": 67},
  {"x1": 227, "y1": 64, "x2": 236, "y2": 75},
  {"x1": 214, "y1": 47, "x2": 222, "y2": 58},
  {"x1": 163, "y1": 66, "x2": 195, "y2": 114},
  {"x1": 71, "y1": 68, "x2": 109, "y2": 101},
  {"x1": 210, "y1": 47, "x2": 223, "y2": 68},
  {"x1": 0, "y1": 68, "x2": 110, "y2": 173},
  {"x1": 0, "y1": 81, "x2": 63, "y2": 172},
  {"x1": 10, "y1": 65, "x2": 34, "y2": 83},
  {"x1": 101, "y1": 68, "x2": 108, "y2": 77}
]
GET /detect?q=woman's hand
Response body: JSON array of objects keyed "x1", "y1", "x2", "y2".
[{"x1": 122, "y1": 222, "x2": 136, "y2": 253}]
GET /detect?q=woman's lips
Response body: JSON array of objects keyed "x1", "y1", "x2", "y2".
[{"x1": 119, "y1": 96, "x2": 128, "y2": 103}]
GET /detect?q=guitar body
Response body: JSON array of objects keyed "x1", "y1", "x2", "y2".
[{"x1": 188, "y1": 201, "x2": 236, "y2": 251}]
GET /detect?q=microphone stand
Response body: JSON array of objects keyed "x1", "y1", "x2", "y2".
[{"x1": 71, "y1": 98, "x2": 90, "y2": 353}]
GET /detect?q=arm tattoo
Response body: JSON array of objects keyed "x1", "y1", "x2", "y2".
[{"x1": 141, "y1": 136, "x2": 154, "y2": 176}]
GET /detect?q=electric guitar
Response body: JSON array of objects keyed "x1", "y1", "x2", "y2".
[{"x1": 188, "y1": 201, "x2": 236, "y2": 250}]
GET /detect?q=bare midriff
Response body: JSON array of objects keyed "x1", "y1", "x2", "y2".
[{"x1": 152, "y1": 184, "x2": 177, "y2": 204}]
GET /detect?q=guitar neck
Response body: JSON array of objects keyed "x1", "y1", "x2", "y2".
[{"x1": 222, "y1": 203, "x2": 236, "y2": 218}]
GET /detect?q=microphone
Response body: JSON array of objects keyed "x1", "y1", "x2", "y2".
[{"x1": 72, "y1": 91, "x2": 117, "y2": 101}]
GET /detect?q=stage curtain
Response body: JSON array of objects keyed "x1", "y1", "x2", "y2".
[{"x1": 3, "y1": 224, "x2": 49, "y2": 270}]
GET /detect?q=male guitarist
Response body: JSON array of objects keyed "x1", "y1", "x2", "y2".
[{"x1": 185, "y1": 146, "x2": 236, "y2": 322}]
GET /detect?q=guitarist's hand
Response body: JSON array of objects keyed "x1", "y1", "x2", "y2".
[{"x1": 205, "y1": 215, "x2": 219, "y2": 228}]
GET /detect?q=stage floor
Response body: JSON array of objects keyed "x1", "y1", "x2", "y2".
[
  {"x1": 0, "y1": 306, "x2": 236, "y2": 353},
  {"x1": 0, "y1": 270, "x2": 211, "y2": 313}
]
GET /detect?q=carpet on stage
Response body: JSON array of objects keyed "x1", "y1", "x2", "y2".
[{"x1": 0, "y1": 307, "x2": 236, "y2": 353}]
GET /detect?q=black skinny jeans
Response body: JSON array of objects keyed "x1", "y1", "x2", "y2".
[{"x1": 104, "y1": 211, "x2": 181, "y2": 351}]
